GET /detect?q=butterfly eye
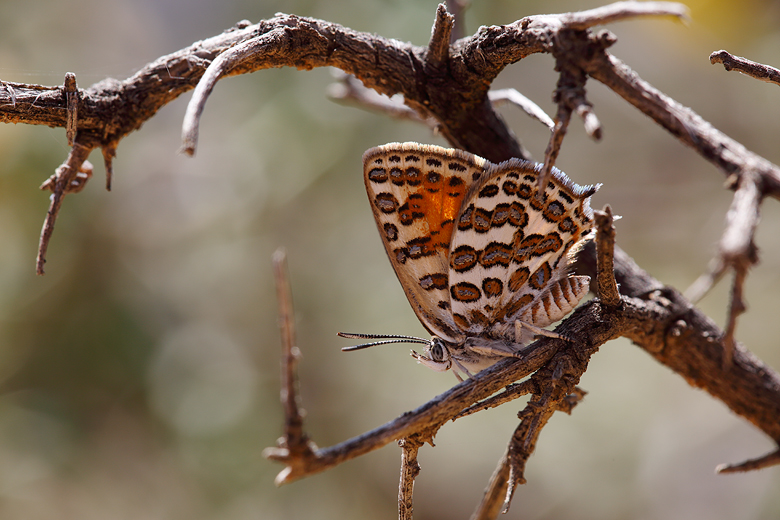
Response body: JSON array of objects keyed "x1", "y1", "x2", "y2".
[{"x1": 429, "y1": 338, "x2": 448, "y2": 362}]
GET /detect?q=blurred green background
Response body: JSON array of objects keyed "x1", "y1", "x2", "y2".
[{"x1": 0, "y1": 0, "x2": 779, "y2": 518}]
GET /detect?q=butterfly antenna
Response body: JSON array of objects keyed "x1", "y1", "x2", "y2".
[{"x1": 338, "y1": 332, "x2": 430, "y2": 351}]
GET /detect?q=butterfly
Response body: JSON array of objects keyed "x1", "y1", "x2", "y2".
[{"x1": 341, "y1": 143, "x2": 598, "y2": 380}]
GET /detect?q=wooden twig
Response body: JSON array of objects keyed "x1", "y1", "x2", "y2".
[
  {"x1": 557, "y1": 386, "x2": 587, "y2": 414},
  {"x1": 102, "y1": 141, "x2": 117, "y2": 191},
  {"x1": 7, "y1": 1, "x2": 778, "y2": 272},
  {"x1": 36, "y1": 144, "x2": 94, "y2": 275},
  {"x1": 263, "y1": 249, "x2": 318, "y2": 485},
  {"x1": 685, "y1": 170, "x2": 761, "y2": 368},
  {"x1": 180, "y1": 28, "x2": 287, "y2": 155},
  {"x1": 425, "y1": 4, "x2": 454, "y2": 69},
  {"x1": 684, "y1": 257, "x2": 727, "y2": 304},
  {"x1": 489, "y1": 88, "x2": 554, "y2": 131},
  {"x1": 584, "y1": 52, "x2": 780, "y2": 197},
  {"x1": 398, "y1": 438, "x2": 423, "y2": 520},
  {"x1": 501, "y1": 352, "x2": 590, "y2": 512},
  {"x1": 710, "y1": 50, "x2": 780, "y2": 87},
  {"x1": 574, "y1": 243, "x2": 780, "y2": 447},
  {"x1": 716, "y1": 447, "x2": 780, "y2": 474},
  {"x1": 471, "y1": 450, "x2": 510, "y2": 520},
  {"x1": 594, "y1": 205, "x2": 621, "y2": 307},
  {"x1": 558, "y1": 1, "x2": 689, "y2": 29},
  {"x1": 539, "y1": 101, "x2": 572, "y2": 194},
  {"x1": 328, "y1": 73, "x2": 430, "y2": 125},
  {"x1": 719, "y1": 171, "x2": 761, "y2": 368},
  {"x1": 64, "y1": 73, "x2": 78, "y2": 147},
  {"x1": 454, "y1": 380, "x2": 535, "y2": 419}
]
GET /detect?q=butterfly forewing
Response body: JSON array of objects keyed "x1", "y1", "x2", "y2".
[{"x1": 363, "y1": 143, "x2": 488, "y2": 342}]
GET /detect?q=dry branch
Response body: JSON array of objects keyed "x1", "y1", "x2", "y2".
[{"x1": 2, "y1": 1, "x2": 780, "y2": 517}]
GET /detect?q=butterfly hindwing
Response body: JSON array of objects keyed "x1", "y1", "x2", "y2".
[
  {"x1": 447, "y1": 159, "x2": 596, "y2": 339},
  {"x1": 362, "y1": 143, "x2": 488, "y2": 343}
]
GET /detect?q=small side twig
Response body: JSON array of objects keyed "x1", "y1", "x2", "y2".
[
  {"x1": 398, "y1": 437, "x2": 423, "y2": 520},
  {"x1": 539, "y1": 58, "x2": 600, "y2": 191},
  {"x1": 594, "y1": 205, "x2": 621, "y2": 307},
  {"x1": 559, "y1": 84, "x2": 602, "y2": 140},
  {"x1": 102, "y1": 141, "x2": 118, "y2": 191},
  {"x1": 499, "y1": 351, "x2": 591, "y2": 514},
  {"x1": 503, "y1": 380, "x2": 557, "y2": 512},
  {"x1": 539, "y1": 102, "x2": 572, "y2": 194},
  {"x1": 426, "y1": 4, "x2": 454, "y2": 69},
  {"x1": 455, "y1": 380, "x2": 535, "y2": 419},
  {"x1": 328, "y1": 73, "x2": 431, "y2": 125},
  {"x1": 559, "y1": 1, "x2": 689, "y2": 30},
  {"x1": 716, "y1": 447, "x2": 780, "y2": 474},
  {"x1": 683, "y1": 256, "x2": 727, "y2": 304},
  {"x1": 471, "y1": 450, "x2": 510, "y2": 520},
  {"x1": 686, "y1": 170, "x2": 761, "y2": 368},
  {"x1": 557, "y1": 386, "x2": 588, "y2": 414},
  {"x1": 710, "y1": 50, "x2": 780, "y2": 87},
  {"x1": 489, "y1": 88, "x2": 554, "y2": 131},
  {"x1": 36, "y1": 144, "x2": 94, "y2": 275},
  {"x1": 263, "y1": 249, "x2": 318, "y2": 484},
  {"x1": 717, "y1": 171, "x2": 761, "y2": 368},
  {"x1": 63, "y1": 72, "x2": 78, "y2": 146},
  {"x1": 181, "y1": 26, "x2": 292, "y2": 155}
]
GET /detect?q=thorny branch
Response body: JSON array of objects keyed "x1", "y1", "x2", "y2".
[{"x1": 2, "y1": 0, "x2": 780, "y2": 517}]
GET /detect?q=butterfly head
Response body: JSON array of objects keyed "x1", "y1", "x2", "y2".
[
  {"x1": 410, "y1": 336, "x2": 453, "y2": 372},
  {"x1": 339, "y1": 332, "x2": 461, "y2": 374}
]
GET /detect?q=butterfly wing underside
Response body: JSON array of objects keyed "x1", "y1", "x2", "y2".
[
  {"x1": 447, "y1": 159, "x2": 597, "y2": 340},
  {"x1": 363, "y1": 143, "x2": 488, "y2": 343}
]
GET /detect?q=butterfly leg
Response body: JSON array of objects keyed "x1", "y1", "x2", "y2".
[
  {"x1": 514, "y1": 320, "x2": 573, "y2": 343},
  {"x1": 466, "y1": 340, "x2": 526, "y2": 361},
  {"x1": 450, "y1": 358, "x2": 473, "y2": 381},
  {"x1": 466, "y1": 325, "x2": 570, "y2": 362}
]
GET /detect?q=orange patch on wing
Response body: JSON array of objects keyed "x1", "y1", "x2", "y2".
[{"x1": 404, "y1": 173, "x2": 469, "y2": 253}]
